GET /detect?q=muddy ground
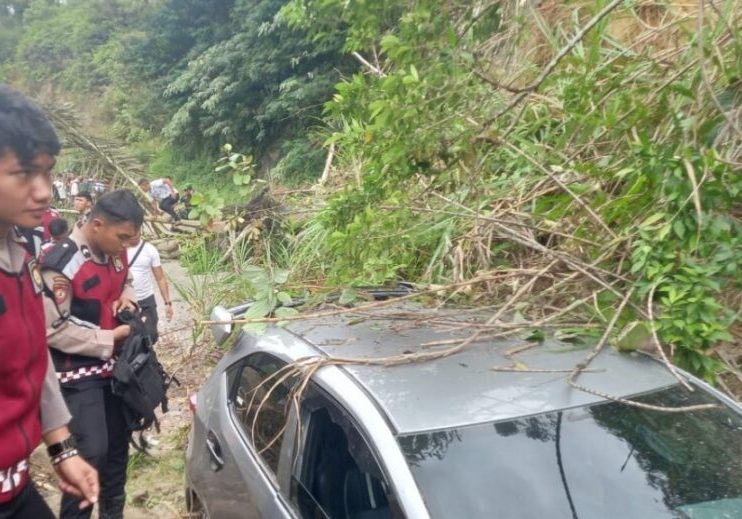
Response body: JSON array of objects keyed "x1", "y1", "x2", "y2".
[{"x1": 35, "y1": 259, "x2": 216, "y2": 518}]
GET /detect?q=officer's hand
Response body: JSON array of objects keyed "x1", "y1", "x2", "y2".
[
  {"x1": 113, "y1": 324, "x2": 131, "y2": 341},
  {"x1": 165, "y1": 304, "x2": 174, "y2": 321},
  {"x1": 54, "y1": 455, "x2": 99, "y2": 509},
  {"x1": 112, "y1": 297, "x2": 136, "y2": 314}
]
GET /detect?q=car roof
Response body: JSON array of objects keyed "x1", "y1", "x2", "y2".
[{"x1": 284, "y1": 306, "x2": 680, "y2": 435}]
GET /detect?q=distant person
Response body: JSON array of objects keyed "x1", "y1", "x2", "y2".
[
  {"x1": 178, "y1": 184, "x2": 194, "y2": 219},
  {"x1": 126, "y1": 232, "x2": 173, "y2": 343},
  {"x1": 41, "y1": 218, "x2": 70, "y2": 255},
  {"x1": 54, "y1": 178, "x2": 67, "y2": 202},
  {"x1": 79, "y1": 178, "x2": 92, "y2": 195},
  {"x1": 73, "y1": 191, "x2": 93, "y2": 228},
  {"x1": 69, "y1": 176, "x2": 79, "y2": 201},
  {"x1": 42, "y1": 206, "x2": 61, "y2": 239},
  {"x1": 138, "y1": 177, "x2": 179, "y2": 221}
]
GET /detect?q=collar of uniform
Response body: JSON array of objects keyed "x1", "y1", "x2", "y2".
[
  {"x1": 0, "y1": 229, "x2": 27, "y2": 273},
  {"x1": 70, "y1": 225, "x2": 108, "y2": 264},
  {"x1": 10, "y1": 227, "x2": 29, "y2": 245}
]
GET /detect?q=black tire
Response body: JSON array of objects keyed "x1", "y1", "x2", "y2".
[{"x1": 185, "y1": 488, "x2": 210, "y2": 519}]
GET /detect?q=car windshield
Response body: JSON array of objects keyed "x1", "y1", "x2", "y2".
[{"x1": 398, "y1": 384, "x2": 742, "y2": 519}]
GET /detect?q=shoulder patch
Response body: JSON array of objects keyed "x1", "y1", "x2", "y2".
[
  {"x1": 27, "y1": 259, "x2": 43, "y2": 295},
  {"x1": 52, "y1": 275, "x2": 71, "y2": 304}
]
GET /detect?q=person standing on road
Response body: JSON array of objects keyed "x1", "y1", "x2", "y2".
[
  {"x1": 126, "y1": 232, "x2": 173, "y2": 344},
  {"x1": 0, "y1": 84, "x2": 99, "y2": 519},
  {"x1": 42, "y1": 189, "x2": 143, "y2": 519}
]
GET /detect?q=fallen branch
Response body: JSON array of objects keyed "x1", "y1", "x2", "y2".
[
  {"x1": 569, "y1": 288, "x2": 717, "y2": 412},
  {"x1": 483, "y1": 0, "x2": 624, "y2": 124}
]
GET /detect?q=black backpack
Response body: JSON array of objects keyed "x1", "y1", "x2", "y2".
[{"x1": 111, "y1": 310, "x2": 177, "y2": 450}]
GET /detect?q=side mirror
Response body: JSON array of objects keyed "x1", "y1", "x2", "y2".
[{"x1": 210, "y1": 305, "x2": 233, "y2": 345}]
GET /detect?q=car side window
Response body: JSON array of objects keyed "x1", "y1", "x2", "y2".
[
  {"x1": 292, "y1": 388, "x2": 399, "y2": 519},
  {"x1": 231, "y1": 352, "x2": 297, "y2": 474}
]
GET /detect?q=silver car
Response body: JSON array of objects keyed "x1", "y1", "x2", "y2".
[{"x1": 185, "y1": 303, "x2": 742, "y2": 518}]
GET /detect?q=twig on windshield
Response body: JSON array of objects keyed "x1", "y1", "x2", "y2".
[
  {"x1": 647, "y1": 283, "x2": 693, "y2": 391},
  {"x1": 569, "y1": 288, "x2": 718, "y2": 413},
  {"x1": 492, "y1": 366, "x2": 605, "y2": 373}
]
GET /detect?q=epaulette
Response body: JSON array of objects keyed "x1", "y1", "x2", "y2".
[{"x1": 41, "y1": 238, "x2": 79, "y2": 272}]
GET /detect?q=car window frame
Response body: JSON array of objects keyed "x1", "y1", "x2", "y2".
[
  {"x1": 226, "y1": 351, "x2": 299, "y2": 493},
  {"x1": 288, "y1": 381, "x2": 405, "y2": 519}
]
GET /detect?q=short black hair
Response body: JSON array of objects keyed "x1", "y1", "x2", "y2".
[
  {"x1": 75, "y1": 191, "x2": 93, "y2": 202},
  {"x1": 90, "y1": 189, "x2": 144, "y2": 229},
  {"x1": 138, "y1": 178, "x2": 150, "y2": 186},
  {"x1": 49, "y1": 218, "x2": 69, "y2": 238},
  {"x1": 0, "y1": 85, "x2": 61, "y2": 165}
]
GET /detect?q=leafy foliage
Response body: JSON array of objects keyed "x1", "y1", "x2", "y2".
[{"x1": 284, "y1": 0, "x2": 742, "y2": 378}]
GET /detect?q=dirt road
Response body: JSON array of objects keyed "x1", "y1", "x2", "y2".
[{"x1": 37, "y1": 259, "x2": 212, "y2": 518}]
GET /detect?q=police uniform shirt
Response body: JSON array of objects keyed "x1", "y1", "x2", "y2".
[
  {"x1": 0, "y1": 230, "x2": 71, "y2": 433},
  {"x1": 42, "y1": 225, "x2": 137, "y2": 360}
]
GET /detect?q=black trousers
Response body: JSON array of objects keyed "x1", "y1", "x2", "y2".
[
  {"x1": 158, "y1": 196, "x2": 179, "y2": 221},
  {"x1": 60, "y1": 384, "x2": 129, "y2": 519},
  {"x1": 0, "y1": 484, "x2": 54, "y2": 519},
  {"x1": 138, "y1": 294, "x2": 159, "y2": 344}
]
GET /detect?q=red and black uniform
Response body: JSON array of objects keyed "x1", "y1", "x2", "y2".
[
  {"x1": 42, "y1": 239, "x2": 128, "y2": 387},
  {"x1": 42, "y1": 228, "x2": 134, "y2": 519},
  {"x1": 0, "y1": 233, "x2": 47, "y2": 506}
]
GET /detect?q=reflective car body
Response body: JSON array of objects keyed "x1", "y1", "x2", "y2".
[{"x1": 185, "y1": 304, "x2": 742, "y2": 519}]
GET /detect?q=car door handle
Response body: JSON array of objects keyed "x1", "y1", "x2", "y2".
[{"x1": 206, "y1": 430, "x2": 224, "y2": 472}]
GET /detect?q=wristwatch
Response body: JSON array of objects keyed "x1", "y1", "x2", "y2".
[{"x1": 47, "y1": 435, "x2": 77, "y2": 457}]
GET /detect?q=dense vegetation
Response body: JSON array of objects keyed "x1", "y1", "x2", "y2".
[
  {"x1": 2, "y1": 0, "x2": 741, "y2": 382},
  {"x1": 1, "y1": 0, "x2": 355, "y2": 181}
]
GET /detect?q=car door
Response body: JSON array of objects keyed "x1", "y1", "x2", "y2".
[
  {"x1": 287, "y1": 384, "x2": 405, "y2": 519},
  {"x1": 198, "y1": 351, "x2": 299, "y2": 518}
]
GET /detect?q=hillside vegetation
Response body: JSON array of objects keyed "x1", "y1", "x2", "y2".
[{"x1": 2, "y1": 0, "x2": 741, "y2": 384}]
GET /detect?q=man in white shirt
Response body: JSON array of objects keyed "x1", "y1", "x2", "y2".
[
  {"x1": 126, "y1": 233, "x2": 173, "y2": 343},
  {"x1": 138, "y1": 177, "x2": 179, "y2": 222},
  {"x1": 69, "y1": 176, "x2": 79, "y2": 199},
  {"x1": 53, "y1": 178, "x2": 67, "y2": 201}
]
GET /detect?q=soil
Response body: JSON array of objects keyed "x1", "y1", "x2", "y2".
[{"x1": 36, "y1": 259, "x2": 214, "y2": 518}]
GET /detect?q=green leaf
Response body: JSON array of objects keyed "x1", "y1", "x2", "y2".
[
  {"x1": 409, "y1": 65, "x2": 419, "y2": 82},
  {"x1": 242, "y1": 265, "x2": 269, "y2": 285},
  {"x1": 672, "y1": 220, "x2": 685, "y2": 239},
  {"x1": 272, "y1": 269, "x2": 290, "y2": 284},
  {"x1": 614, "y1": 321, "x2": 651, "y2": 352},
  {"x1": 274, "y1": 306, "x2": 299, "y2": 318},
  {"x1": 242, "y1": 322, "x2": 267, "y2": 335},
  {"x1": 525, "y1": 329, "x2": 545, "y2": 342},
  {"x1": 640, "y1": 213, "x2": 666, "y2": 228},
  {"x1": 339, "y1": 288, "x2": 358, "y2": 305},
  {"x1": 277, "y1": 291, "x2": 293, "y2": 305},
  {"x1": 244, "y1": 298, "x2": 272, "y2": 319}
]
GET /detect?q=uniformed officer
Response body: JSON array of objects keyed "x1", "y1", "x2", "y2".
[
  {"x1": 42, "y1": 189, "x2": 143, "y2": 519},
  {"x1": 0, "y1": 85, "x2": 99, "y2": 518}
]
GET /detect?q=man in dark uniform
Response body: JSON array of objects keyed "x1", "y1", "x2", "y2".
[
  {"x1": 0, "y1": 85, "x2": 99, "y2": 518},
  {"x1": 42, "y1": 190, "x2": 143, "y2": 519}
]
